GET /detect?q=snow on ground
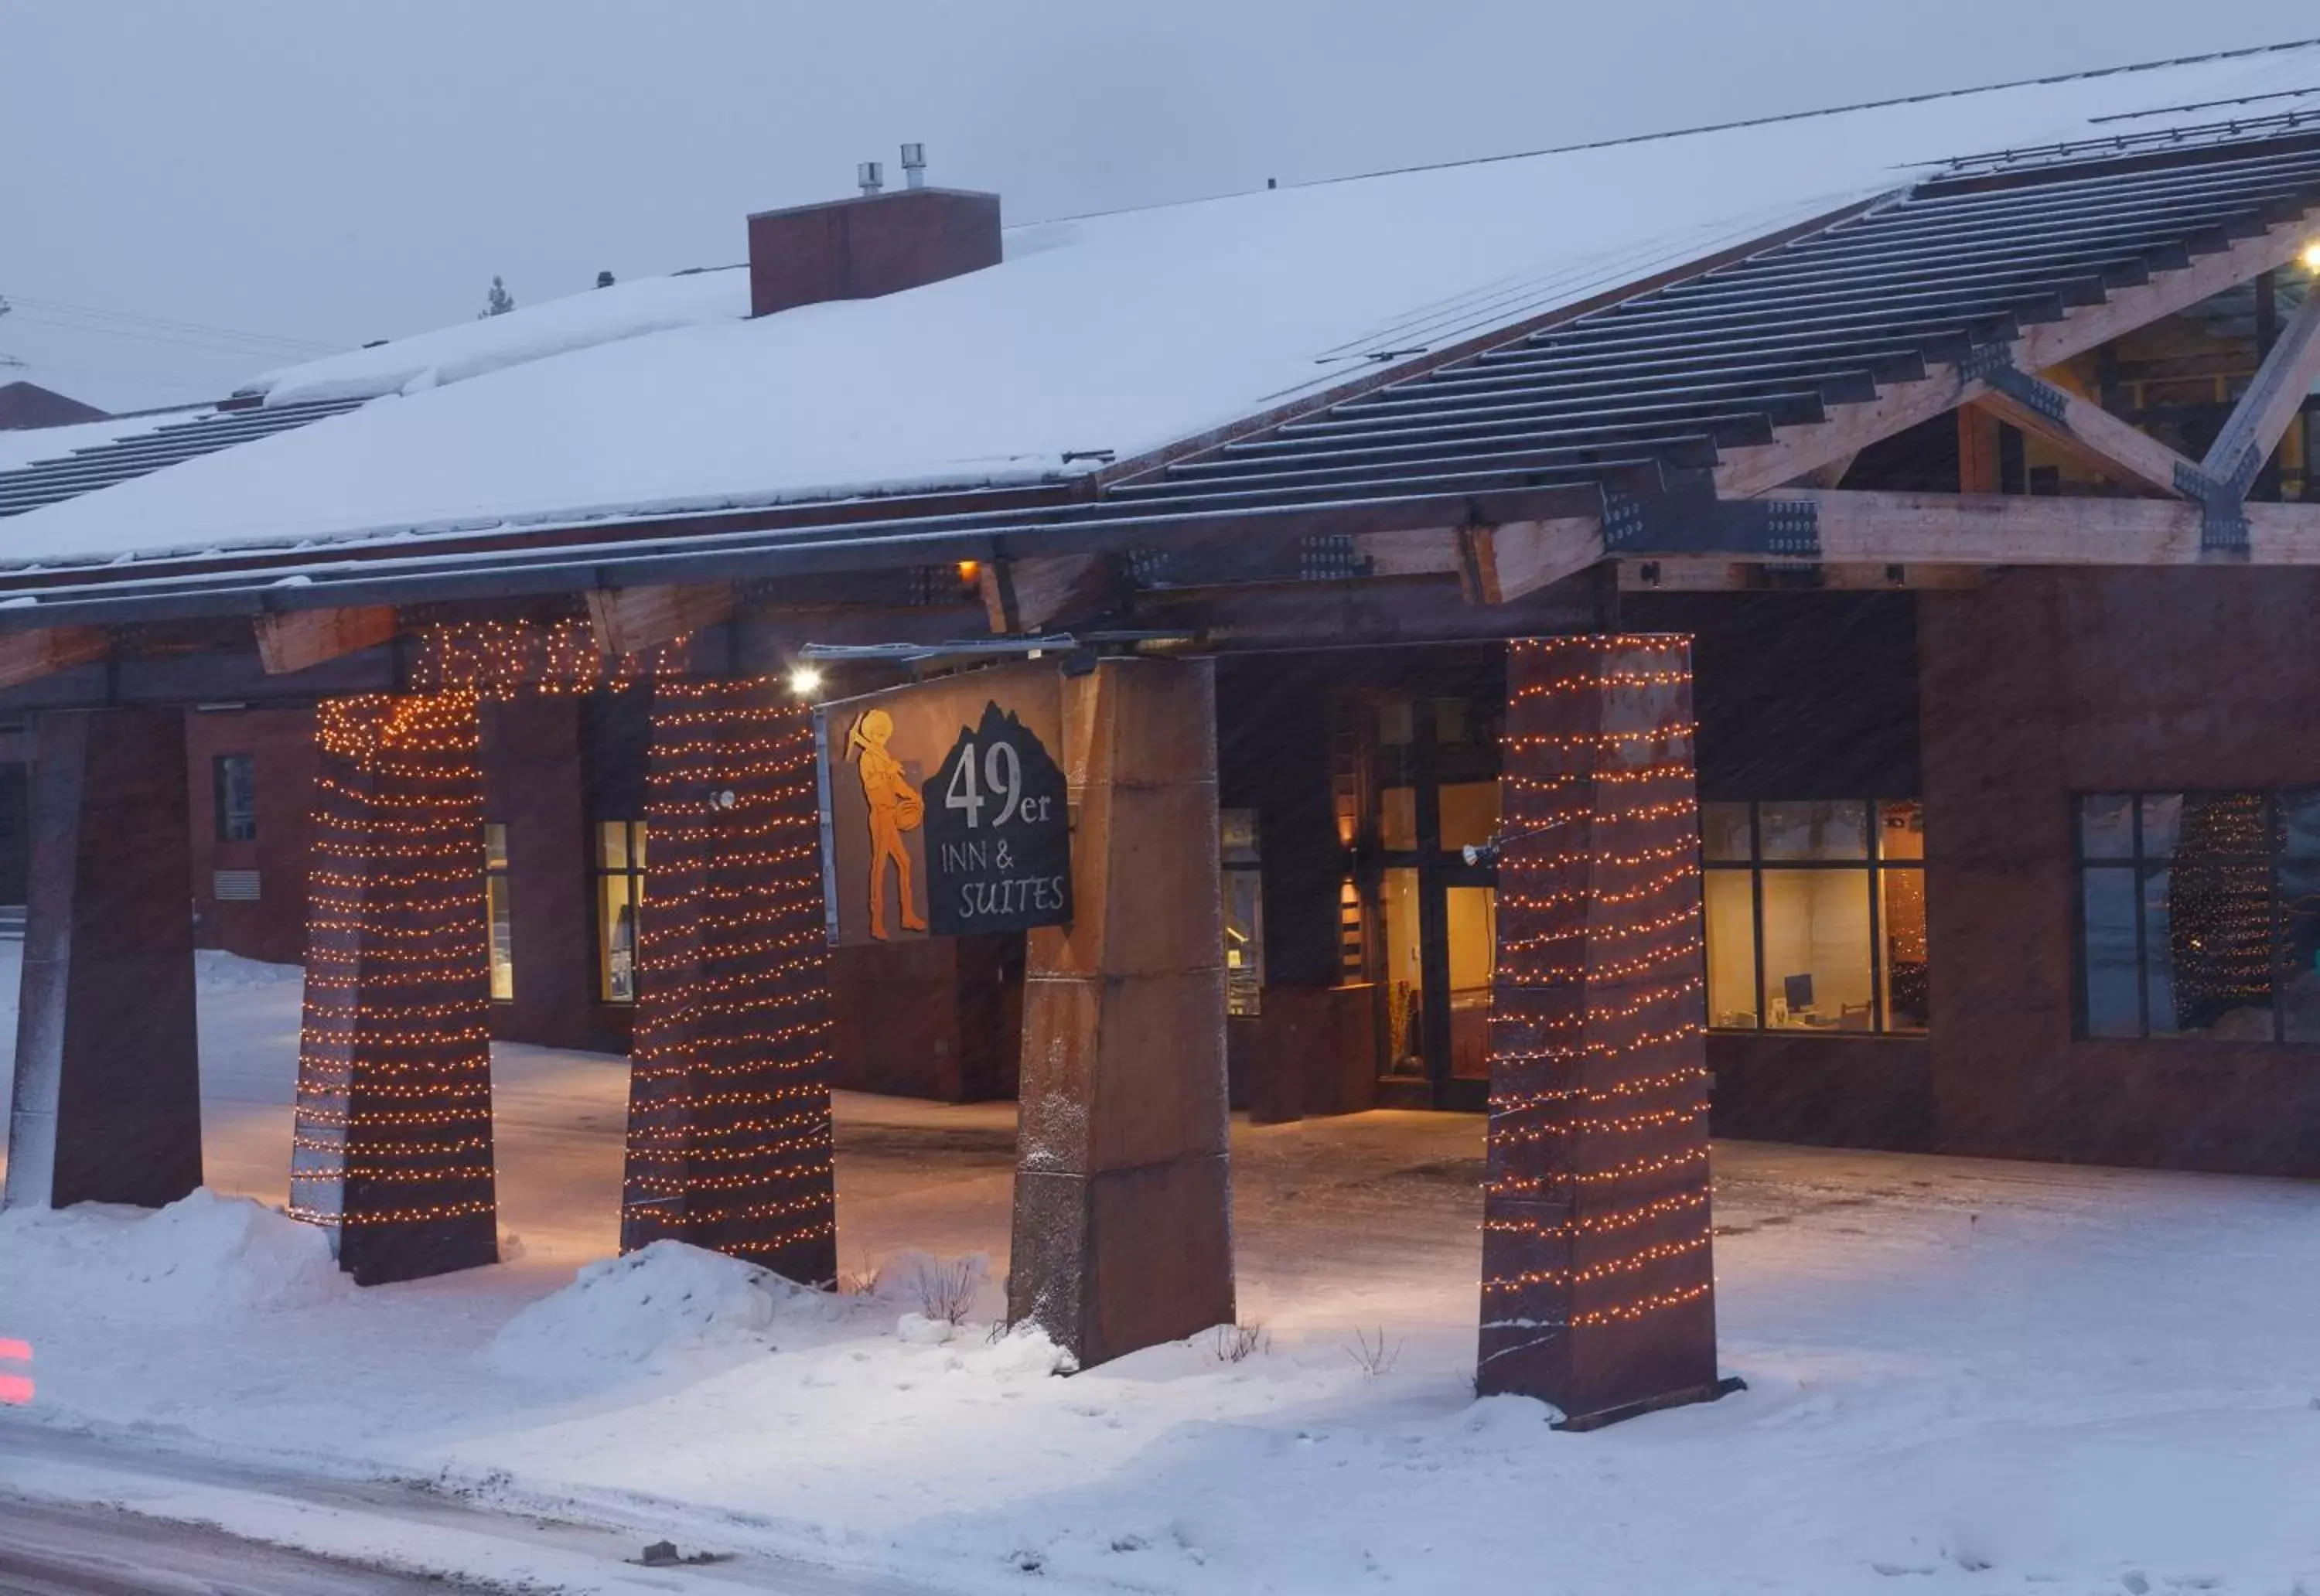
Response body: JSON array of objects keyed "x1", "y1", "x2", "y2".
[{"x1": 9, "y1": 953, "x2": 2320, "y2": 1594}]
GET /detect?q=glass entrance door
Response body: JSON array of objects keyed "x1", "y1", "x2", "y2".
[{"x1": 1372, "y1": 694, "x2": 1499, "y2": 1110}]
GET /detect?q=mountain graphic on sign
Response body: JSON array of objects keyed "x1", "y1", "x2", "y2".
[{"x1": 919, "y1": 701, "x2": 1073, "y2": 938}]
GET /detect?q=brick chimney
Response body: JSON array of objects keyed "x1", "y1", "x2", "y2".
[{"x1": 748, "y1": 148, "x2": 1001, "y2": 319}]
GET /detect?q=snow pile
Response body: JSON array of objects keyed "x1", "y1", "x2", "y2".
[
  {"x1": 485, "y1": 1240, "x2": 807, "y2": 1374},
  {"x1": 194, "y1": 949, "x2": 304, "y2": 994},
  {"x1": 0, "y1": 1189, "x2": 341, "y2": 1323}
]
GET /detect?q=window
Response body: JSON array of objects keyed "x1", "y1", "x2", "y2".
[
  {"x1": 484, "y1": 824, "x2": 514, "y2": 1002},
  {"x1": 1702, "y1": 800, "x2": 1928, "y2": 1035},
  {"x1": 1220, "y1": 809, "x2": 1264, "y2": 1018},
  {"x1": 2076, "y1": 791, "x2": 2320, "y2": 1043},
  {"x1": 595, "y1": 820, "x2": 647, "y2": 1004},
  {"x1": 213, "y1": 754, "x2": 258, "y2": 842}
]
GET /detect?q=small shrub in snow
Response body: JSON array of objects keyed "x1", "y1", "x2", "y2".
[
  {"x1": 1209, "y1": 1321, "x2": 1269, "y2": 1363},
  {"x1": 838, "y1": 1254, "x2": 883, "y2": 1296},
  {"x1": 914, "y1": 1257, "x2": 981, "y2": 1326},
  {"x1": 1345, "y1": 1325, "x2": 1403, "y2": 1377}
]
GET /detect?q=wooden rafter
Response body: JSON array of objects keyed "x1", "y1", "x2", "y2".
[
  {"x1": 1715, "y1": 214, "x2": 2320, "y2": 500},
  {"x1": 2204, "y1": 276, "x2": 2320, "y2": 493},
  {"x1": 0, "y1": 626, "x2": 107, "y2": 691},
  {"x1": 584, "y1": 583, "x2": 733, "y2": 656},
  {"x1": 979, "y1": 553, "x2": 1113, "y2": 634},
  {"x1": 254, "y1": 605, "x2": 397, "y2": 675},
  {"x1": 1967, "y1": 380, "x2": 2206, "y2": 499}
]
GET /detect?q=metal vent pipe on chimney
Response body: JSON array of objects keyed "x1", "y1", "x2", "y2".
[
  {"x1": 858, "y1": 160, "x2": 885, "y2": 197},
  {"x1": 901, "y1": 143, "x2": 927, "y2": 190}
]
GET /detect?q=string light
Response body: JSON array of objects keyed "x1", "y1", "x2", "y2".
[
  {"x1": 409, "y1": 619, "x2": 688, "y2": 700},
  {"x1": 619, "y1": 679, "x2": 839, "y2": 1286},
  {"x1": 1476, "y1": 636, "x2": 1720, "y2": 1410},
  {"x1": 289, "y1": 691, "x2": 501, "y2": 1284}
]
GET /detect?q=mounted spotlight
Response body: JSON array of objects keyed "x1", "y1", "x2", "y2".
[
  {"x1": 2304, "y1": 238, "x2": 2320, "y2": 275},
  {"x1": 787, "y1": 664, "x2": 825, "y2": 700}
]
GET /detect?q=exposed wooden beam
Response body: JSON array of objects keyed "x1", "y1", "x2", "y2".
[
  {"x1": 1458, "y1": 517, "x2": 1604, "y2": 604},
  {"x1": 1619, "y1": 558, "x2": 1984, "y2": 592},
  {"x1": 1785, "y1": 452, "x2": 1860, "y2": 490},
  {"x1": 2204, "y1": 276, "x2": 2320, "y2": 493},
  {"x1": 254, "y1": 605, "x2": 397, "y2": 676},
  {"x1": 584, "y1": 582, "x2": 733, "y2": 656},
  {"x1": 0, "y1": 626, "x2": 107, "y2": 691},
  {"x1": 1958, "y1": 407, "x2": 2004, "y2": 493},
  {"x1": 1352, "y1": 526, "x2": 1462, "y2": 578},
  {"x1": 1716, "y1": 214, "x2": 2320, "y2": 499},
  {"x1": 1735, "y1": 489, "x2": 2320, "y2": 567},
  {"x1": 978, "y1": 553, "x2": 1114, "y2": 634},
  {"x1": 1969, "y1": 381, "x2": 2203, "y2": 498}
]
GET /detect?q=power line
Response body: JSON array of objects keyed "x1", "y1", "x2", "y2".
[
  {"x1": 4, "y1": 311, "x2": 320, "y2": 362},
  {"x1": 0, "y1": 291, "x2": 339, "y2": 356}
]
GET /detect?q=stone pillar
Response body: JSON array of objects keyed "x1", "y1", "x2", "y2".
[
  {"x1": 1477, "y1": 635, "x2": 1724, "y2": 1429},
  {"x1": 4, "y1": 711, "x2": 201, "y2": 1211},
  {"x1": 1009, "y1": 657, "x2": 1233, "y2": 1366},
  {"x1": 290, "y1": 692, "x2": 499, "y2": 1286},
  {"x1": 620, "y1": 680, "x2": 837, "y2": 1286}
]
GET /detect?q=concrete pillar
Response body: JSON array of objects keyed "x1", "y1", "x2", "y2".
[
  {"x1": 1009, "y1": 657, "x2": 1234, "y2": 1366},
  {"x1": 290, "y1": 693, "x2": 498, "y2": 1285},
  {"x1": 5, "y1": 711, "x2": 201, "y2": 1211},
  {"x1": 1477, "y1": 636, "x2": 1724, "y2": 1429},
  {"x1": 620, "y1": 680, "x2": 837, "y2": 1286}
]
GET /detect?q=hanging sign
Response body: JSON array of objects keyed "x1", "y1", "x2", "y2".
[{"x1": 814, "y1": 663, "x2": 1073, "y2": 945}]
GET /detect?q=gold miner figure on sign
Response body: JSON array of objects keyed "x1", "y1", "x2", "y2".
[{"x1": 848, "y1": 708, "x2": 927, "y2": 939}]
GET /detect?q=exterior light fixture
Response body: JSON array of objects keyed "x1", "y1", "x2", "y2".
[
  {"x1": 2303, "y1": 239, "x2": 2320, "y2": 275},
  {"x1": 957, "y1": 559, "x2": 981, "y2": 582},
  {"x1": 788, "y1": 665, "x2": 824, "y2": 699}
]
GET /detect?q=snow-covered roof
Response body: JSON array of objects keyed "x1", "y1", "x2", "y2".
[
  {"x1": 237, "y1": 267, "x2": 750, "y2": 408},
  {"x1": 0, "y1": 407, "x2": 210, "y2": 476},
  {"x1": 9, "y1": 41, "x2": 2320, "y2": 573}
]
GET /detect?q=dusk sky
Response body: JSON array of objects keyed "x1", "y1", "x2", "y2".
[{"x1": 4, "y1": 2, "x2": 2310, "y2": 412}]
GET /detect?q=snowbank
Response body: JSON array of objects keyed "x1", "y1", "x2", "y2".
[
  {"x1": 0, "y1": 1189, "x2": 342, "y2": 1324},
  {"x1": 486, "y1": 1240, "x2": 806, "y2": 1373}
]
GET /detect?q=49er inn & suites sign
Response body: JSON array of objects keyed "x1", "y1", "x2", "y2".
[{"x1": 815, "y1": 663, "x2": 1073, "y2": 944}]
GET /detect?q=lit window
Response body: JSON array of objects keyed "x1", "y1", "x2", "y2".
[
  {"x1": 595, "y1": 820, "x2": 647, "y2": 1004},
  {"x1": 1221, "y1": 809, "x2": 1264, "y2": 1018},
  {"x1": 484, "y1": 824, "x2": 513, "y2": 1002},
  {"x1": 1702, "y1": 800, "x2": 1927, "y2": 1035},
  {"x1": 2076, "y1": 790, "x2": 2318, "y2": 1042},
  {"x1": 213, "y1": 754, "x2": 258, "y2": 843}
]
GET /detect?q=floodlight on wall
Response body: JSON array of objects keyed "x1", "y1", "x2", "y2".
[
  {"x1": 2301, "y1": 238, "x2": 2320, "y2": 274},
  {"x1": 787, "y1": 664, "x2": 824, "y2": 699}
]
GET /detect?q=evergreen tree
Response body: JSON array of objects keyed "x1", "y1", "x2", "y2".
[{"x1": 478, "y1": 276, "x2": 515, "y2": 319}]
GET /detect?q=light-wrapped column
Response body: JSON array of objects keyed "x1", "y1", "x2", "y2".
[
  {"x1": 1477, "y1": 635, "x2": 1721, "y2": 1428},
  {"x1": 620, "y1": 680, "x2": 836, "y2": 1285},
  {"x1": 290, "y1": 692, "x2": 498, "y2": 1285}
]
